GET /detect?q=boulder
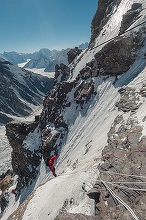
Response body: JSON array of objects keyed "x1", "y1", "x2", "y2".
[{"x1": 67, "y1": 47, "x2": 82, "y2": 64}]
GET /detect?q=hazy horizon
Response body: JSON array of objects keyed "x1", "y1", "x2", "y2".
[{"x1": 0, "y1": 0, "x2": 97, "y2": 53}]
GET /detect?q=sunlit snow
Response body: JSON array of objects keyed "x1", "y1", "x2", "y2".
[{"x1": 1, "y1": 0, "x2": 146, "y2": 219}]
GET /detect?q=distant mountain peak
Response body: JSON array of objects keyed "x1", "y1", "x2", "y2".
[{"x1": 2, "y1": 43, "x2": 88, "y2": 71}]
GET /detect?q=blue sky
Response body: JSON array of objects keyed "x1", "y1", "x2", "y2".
[{"x1": 0, "y1": 0, "x2": 97, "y2": 53}]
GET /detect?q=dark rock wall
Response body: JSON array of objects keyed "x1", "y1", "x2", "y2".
[
  {"x1": 90, "y1": 0, "x2": 121, "y2": 46},
  {"x1": 6, "y1": 122, "x2": 41, "y2": 191},
  {"x1": 67, "y1": 47, "x2": 82, "y2": 64},
  {"x1": 84, "y1": 32, "x2": 144, "y2": 77},
  {"x1": 119, "y1": 3, "x2": 142, "y2": 35},
  {"x1": 39, "y1": 81, "x2": 74, "y2": 162},
  {"x1": 54, "y1": 63, "x2": 70, "y2": 84}
]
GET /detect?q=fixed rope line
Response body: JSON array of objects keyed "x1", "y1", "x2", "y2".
[
  {"x1": 43, "y1": 145, "x2": 146, "y2": 186},
  {"x1": 87, "y1": 175, "x2": 146, "y2": 186},
  {"x1": 59, "y1": 146, "x2": 146, "y2": 179},
  {"x1": 94, "y1": 147, "x2": 146, "y2": 162},
  {"x1": 102, "y1": 181, "x2": 139, "y2": 220},
  {"x1": 106, "y1": 182, "x2": 146, "y2": 192},
  {"x1": 58, "y1": 146, "x2": 146, "y2": 169},
  {"x1": 106, "y1": 181, "x2": 146, "y2": 184},
  {"x1": 91, "y1": 167, "x2": 146, "y2": 193},
  {"x1": 100, "y1": 170, "x2": 146, "y2": 179},
  {"x1": 90, "y1": 20, "x2": 146, "y2": 51},
  {"x1": 86, "y1": 169, "x2": 146, "y2": 187},
  {"x1": 76, "y1": 164, "x2": 142, "y2": 219}
]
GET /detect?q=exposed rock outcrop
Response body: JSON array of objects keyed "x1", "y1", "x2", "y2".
[
  {"x1": 40, "y1": 60, "x2": 96, "y2": 162},
  {"x1": 94, "y1": 34, "x2": 143, "y2": 75},
  {"x1": 4, "y1": 56, "x2": 97, "y2": 207},
  {"x1": 54, "y1": 63, "x2": 70, "y2": 84},
  {"x1": 54, "y1": 213, "x2": 97, "y2": 220},
  {"x1": 0, "y1": 170, "x2": 15, "y2": 216},
  {"x1": 93, "y1": 86, "x2": 146, "y2": 219},
  {"x1": 0, "y1": 174, "x2": 13, "y2": 193},
  {"x1": 6, "y1": 122, "x2": 41, "y2": 191},
  {"x1": 0, "y1": 192, "x2": 9, "y2": 216},
  {"x1": 39, "y1": 80, "x2": 74, "y2": 161},
  {"x1": 140, "y1": 83, "x2": 146, "y2": 97},
  {"x1": 90, "y1": 0, "x2": 121, "y2": 47},
  {"x1": 115, "y1": 87, "x2": 142, "y2": 112},
  {"x1": 119, "y1": 3, "x2": 142, "y2": 35},
  {"x1": 67, "y1": 47, "x2": 82, "y2": 64},
  {"x1": 83, "y1": 32, "x2": 144, "y2": 78},
  {"x1": 74, "y1": 80, "x2": 95, "y2": 108}
]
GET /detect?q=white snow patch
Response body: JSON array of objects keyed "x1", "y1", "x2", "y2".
[
  {"x1": 23, "y1": 127, "x2": 41, "y2": 152},
  {"x1": 0, "y1": 125, "x2": 12, "y2": 175},
  {"x1": 25, "y1": 68, "x2": 55, "y2": 78}
]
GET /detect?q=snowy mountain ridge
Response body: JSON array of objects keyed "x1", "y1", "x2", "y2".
[
  {"x1": 3, "y1": 43, "x2": 88, "y2": 72},
  {"x1": 0, "y1": 59, "x2": 54, "y2": 124},
  {"x1": 1, "y1": 0, "x2": 146, "y2": 219}
]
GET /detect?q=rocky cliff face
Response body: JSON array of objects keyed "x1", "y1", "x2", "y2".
[
  {"x1": 0, "y1": 120, "x2": 41, "y2": 216},
  {"x1": 73, "y1": 33, "x2": 144, "y2": 81},
  {"x1": 3, "y1": 55, "x2": 96, "y2": 194},
  {"x1": 90, "y1": 0, "x2": 121, "y2": 47},
  {"x1": 81, "y1": 1, "x2": 145, "y2": 79},
  {"x1": 39, "y1": 60, "x2": 97, "y2": 164},
  {"x1": 2, "y1": 0, "x2": 146, "y2": 219},
  {"x1": 67, "y1": 47, "x2": 82, "y2": 64},
  {"x1": 54, "y1": 63, "x2": 70, "y2": 83},
  {"x1": 92, "y1": 85, "x2": 146, "y2": 220},
  {"x1": 5, "y1": 121, "x2": 41, "y2": 192},
  {"x1": 119, "y1": 3, "x2": 142, "y2": 35},
  {"x1": 89, "y1": 0, "x2": 145, "y2": 50},
  {"x1": 93, "y1": 33, "x2": 144, "y2": 76},
  {"x1": 0, "y1": 58, "x2": 54, "y2": 215}
]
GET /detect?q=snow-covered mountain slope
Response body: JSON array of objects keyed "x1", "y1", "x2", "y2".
[
  {"x1": 1, "y1": 0, "x2": 146, "y2": 219},
  {"x1": 24, "y1": 48, "x2": 55, "y2": 69},
  {"x1": 0, "y1": 58, "x2": 53, "y2": 123},
  {"x1": 2, "y1": 43, "x2": 88, "y2": 72},
  {"x1": 24, "y1": 68, "x2": 55, "y2": 78},
  {"x1": 3, "y1": 52, "x2": 26, "y2": 65},
  {"x1": 23, "y1": 48, "x2": 73, "y2": 71},
  {"x1": 0, "y1": 61, "x2": 54, "y2": 182}
]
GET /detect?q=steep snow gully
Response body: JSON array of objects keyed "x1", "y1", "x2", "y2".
[{"x1": 1, "y1": 0, "x2": 146, "y2": 219}]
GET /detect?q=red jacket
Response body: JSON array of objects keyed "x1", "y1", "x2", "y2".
[{"x1": 47, "y1": 155, "x2": 57, "y2": 171}]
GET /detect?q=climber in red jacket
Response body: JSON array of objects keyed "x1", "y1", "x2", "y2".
[{"x1": 47, "y1": 155, "x2": 57, "y2": 177}]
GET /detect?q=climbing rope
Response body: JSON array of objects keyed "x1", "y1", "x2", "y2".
[
  {"x1": 90, "y1": 20, "x2": 146, "y2": 51},
  {"x1": 106, "y1": 182, "x2": 146, "y2": 192},
  {"x1": 91, "y1": 163, "x2": 146, "y2": 219},
  {"x1": 106, "y1": 181, "x2": 146, "y2": 184},
  {"x1": 102, "y1": 180, "x2": 139, "y2": 220},
  {"x1": 100, "y1": 170, "x2": 146, "y2": 179},
  {"x1": 93, "y1": 147, "x2": 146, "y2": 163}
]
